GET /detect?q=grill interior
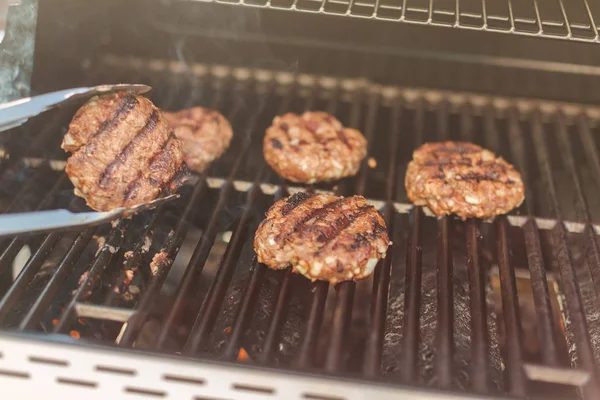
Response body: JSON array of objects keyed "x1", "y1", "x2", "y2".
[
  {"x1": 2, "y1": 0, "x2": 600, "y2": 398},
  {"x1": 2, "y1": 57, "x2": 600, "y2": 398}
]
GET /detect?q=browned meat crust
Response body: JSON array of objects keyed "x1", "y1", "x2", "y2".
[
  {"x1": 62, "y1": 91, "x2": 189, "y2": 211},
  {"x1": 254, "y1": 193, "x2": 390, "y2": 284},
  {"x1": 162, "y1": 107, "x2": 232, "y2": 173},
  {"x1": 263, "y1": 112, "x2": 367, "y2": 183},
  {"x1": 405, "y1": 141, "x2": 525, "y2": 219}
]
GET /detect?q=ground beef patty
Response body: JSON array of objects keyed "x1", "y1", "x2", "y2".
[
  {"x1": 62, "y1": 91, "x2": 189, "y2": 211},
  {"x1": 254, "y1": 193, "x2": 390, "y2": 284},
  {"x1": 263, "y1": 112, "x2": 367, "y2": 183},
  {"x1": 405, "y1": 141, "x2": 525, "y2": 219},
  {"x1": 162, "y1": 107, "x2": 232, "y2": 173}
]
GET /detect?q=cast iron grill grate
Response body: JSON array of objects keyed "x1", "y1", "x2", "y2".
[{"x1": 0, "y1": 57, "x2": 599, "y2": 398}]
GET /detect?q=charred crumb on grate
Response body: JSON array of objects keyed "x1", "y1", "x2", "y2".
[{"x1": 149, "y1": 251, "x2": 170, "y2": 276}]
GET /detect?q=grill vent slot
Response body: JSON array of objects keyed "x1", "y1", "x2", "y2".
[
  {"x1": 56, "y1": 377, "x2": 97, "y2": 388},
  {"x1": 162, "y1": 373, "x2": 205, "y2": 386},
  {"x1": 0, "y1": 368, "x2": 29, "y2": 379},
  {"x1": 124, "y1": 386, "x2": 166, "y2": 397},
  {"x1": 29, "y1": 356, "x2": 68, "y2": 366},
  {"x1": 95, "y1": 365, "x2": 136, "y2": 376}
]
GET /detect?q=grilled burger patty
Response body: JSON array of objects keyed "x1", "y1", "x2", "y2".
[
  {"x1": 405, "y1": 141, "x2": 525, "y2": 219},
  {"x1": 254, "y1": 193, "x2": 390, "y2": 284},
  {"x1": 162, "y1": 107, "x2": 232, "y2": 173},
  {"x1": 62, "y1": 91, "x2": 189, "y2": 211},
  {"x1": 263, "y1": 112, "x2": 367, "y2": 183}
]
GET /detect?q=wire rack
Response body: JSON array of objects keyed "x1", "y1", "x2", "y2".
[{"x1": 191, "y1": 0, "x2": 600, "y2": 43}]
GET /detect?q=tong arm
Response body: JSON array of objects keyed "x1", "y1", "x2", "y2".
[{"x1": 0, "y1": 84, "x2": 151, "y2": 132}]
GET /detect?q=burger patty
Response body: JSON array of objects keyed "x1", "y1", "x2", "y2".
[
  {"x1": 62, "y1": 91, "x2": 189, "y2": 211},
  {"x1": 263, "y1": 112, "x2": 367, "y2": 183},
  {"x1": 162, "y1": 107, "x2": 233, "y2": 173},
  {"x1": 405, "y1": 141, "x2": 525, "y2": 219},
  {"x1": 254, "y1": 193, "x2": 390, "y2": 284}
]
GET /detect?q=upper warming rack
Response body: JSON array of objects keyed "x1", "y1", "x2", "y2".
[{"x1": 194, "y1": 0, "x2": 600, "y2": 42}]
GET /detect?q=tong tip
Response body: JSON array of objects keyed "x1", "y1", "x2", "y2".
[{"x1": 94, "y1": 84, "x2": 152, "y2": 95}]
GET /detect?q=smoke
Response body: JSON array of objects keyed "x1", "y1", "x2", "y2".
[{"x1": 160, "y1": 3, "x2": 298, "y2": 76}]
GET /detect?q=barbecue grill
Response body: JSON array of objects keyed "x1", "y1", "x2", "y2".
[{"x1": 2, "y1": 0, "x2": 600, "y2": 398}]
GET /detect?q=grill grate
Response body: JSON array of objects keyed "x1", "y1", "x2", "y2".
[
  {"x1": 188, "y1": 0, "x2": 600, "y2": 43},
  {"x1": 1, "y1": 57, "x2": 600, "y2": 398}
]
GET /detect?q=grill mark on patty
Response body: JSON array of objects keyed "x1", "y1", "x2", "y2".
[
  {"x1": 430, "y1": 143, "x2": 481, "y2": 155},
  {"x1": 122, "y1": 136, "x2": 179, "y2": 201},
  {"x1": 315, "y1": 205, "x2": 373, "y2": 251},
  {"x1": 289, "y1": 197, "x2": 349, "y2": 235},
  {"x1": 336, "y1": 129, "x2": 352, "y2": 150},
  {"x1": 423, "y1": 158, "x2": 473, "y2": 166},
  {"x1": 99, "y1": 109, "x2": 160, "y2": 187},
  {"x1": 162, "y1": 162, "x2": 190, "y2": 193},
  {"x1": 280, "y1": 192, "x2": 313, "y2": 216},
  {"x1": 87, "y1": 93, "x2": 138, "y2": 146},
  {"x1": 302, "y1": 119, "x2": 342, "y2": 148}
]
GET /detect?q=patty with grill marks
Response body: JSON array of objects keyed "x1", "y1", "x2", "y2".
[
  {"x1": 62, "y1": 91, "x2": 189, "y2": 211},
  {"x1": 405, "y1": 141, "x2": 525, "y2": 219},
  {"x1": 254, "y1": 193, "x2": 390, "y2": 284},
  {"x1": 263, "y1": 112, "x2": 367, "y2": 183},
  {"x1": 162, "y1": 107, "x2": 232, "y2": 173}
]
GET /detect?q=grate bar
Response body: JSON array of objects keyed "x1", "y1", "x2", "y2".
[
  {"x1": 324, "y1": 282, "x2": 355, "y2": 372},
  {"x1": 19, "y1": 227, "x2": 96, "y2": 330},
  {"x1": 295, "y1": 281, "x2": 328, "y2": 368},
  {"x1": 117, "y1": 184, "x2": 205, "y2": 346},
  {"x1": 223, "y1": 260, "x2": 266, "y2": 359},
  {"x1": 400, "y1": 207, "x2": 422, "y2": 383},
  {"x1": 224, "y1": 79, "x2": 299, "y2": 361},
  {"x1": 178, "y1": 81, "x2": 272, "y2": 354},
  {"x1": 363, "y1": 96, "x2": 402, "y2": 377},
  {"x1": 496, "y1": 217, "x2": 527, "y2": 396},
  {"x1": 506, "y1": 108, "x2": 558, "y2": 365},
  {"x1": 152, "y1": 60, "x2": 234, "y2": 345},
  {"x1": 400, "y1": 97, "x2": 427, "y2": 384},
  {"x1": 435, "y1": 216, "x2": 453, "y2": 389},
  {"x1": 183, "y1": 174, "x2": 265, "y2": 354},
  {"x1": 155, "y1": 180, "x2": 233, "y2": 349},
  {"x1": 466, "y1": 220, "x2": 489, "y2": 392},
  {"x1": 325, "y1": 82, "x2": 374, "y2": 373},
  {"x1": 0, "y1": 233, "x2": 63, "y2": 323},
  {"x1": 53, "y1": 219, "x2": 131, "y2": 333},
  {"x1": 260, "y1": 268, "x2": 293, "y2": 363},
  {"x1": 294, "y1": 81, "x2": 343, "y2": 369},
  {"x1": 73, "y1": 303, "x2": 136, "y2": 322},
  {"x1": 103, "y1": 208, "x2": 163, "y2": 308}
]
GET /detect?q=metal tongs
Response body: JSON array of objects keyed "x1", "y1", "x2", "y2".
[
  {"x1": 0, "y1": 84, "x2": 179, "y2": 237},
  {"x1": 0, "y1": 83, "x2": 151, "y2": 132},
  {"x1": 0, "y1": 195, "x2": 178, "y2": 237}
]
